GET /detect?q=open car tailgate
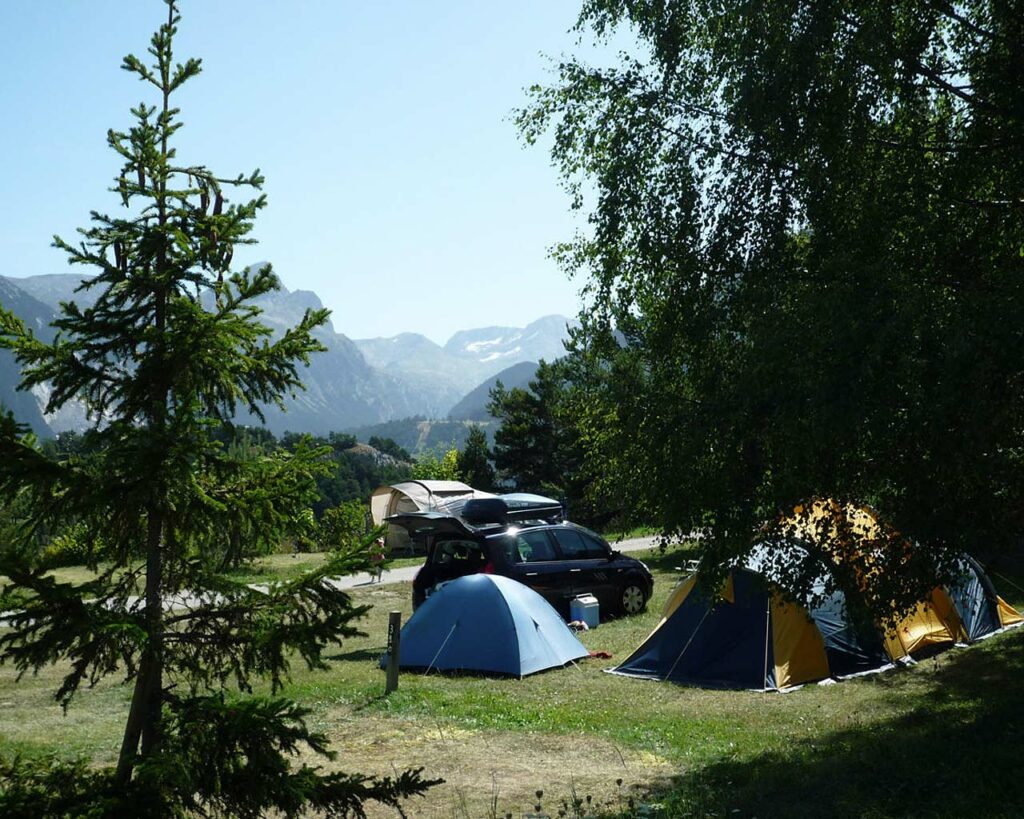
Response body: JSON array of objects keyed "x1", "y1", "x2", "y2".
[{"x1": 385, "y1": 511, "x2": 479, "y2": 538}]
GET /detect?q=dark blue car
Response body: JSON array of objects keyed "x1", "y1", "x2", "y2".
[{"x1": 389, "y1": 498, "x2": 653, "y2": 619}]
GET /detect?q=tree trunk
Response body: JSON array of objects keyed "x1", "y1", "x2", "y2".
[
  {"x1": 115, "y1": 1, "x2": 173, "y2": 786},
  {"x1": 114, "y1": 655, "x2": 150, "y2": 785},
  {"x1": 136, "y1": 0, "x2": 172, "y2": 762},
  {"x1": 114, "y1": 507, "x2": 164, "y2": 785},
  {"x1": 139, "y1": 507, "x2": 164, "y2": 754}
]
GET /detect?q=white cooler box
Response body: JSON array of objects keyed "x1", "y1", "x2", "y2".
[{"x1": 570, "y1": 594, "x2": 599, "y2": 628}]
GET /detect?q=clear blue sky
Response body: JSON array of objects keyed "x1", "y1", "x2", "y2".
[{"x1": 0, "y1": 1, "x2": 601, "y2": 344}]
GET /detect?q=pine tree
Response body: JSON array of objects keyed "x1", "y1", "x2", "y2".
[
  {"x1": 456, "y1": 426, "x2": 495, "y2": 491},
  {"x1": 489, "y1": 361, "x2": 574, "y2": 494},
  {"x1": 0, "y1": 3, "x2": 436, "y2": 815}
]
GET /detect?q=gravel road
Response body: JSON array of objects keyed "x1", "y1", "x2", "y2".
[
  {"x1": 0, "y1": 536, "x2": 668, "y2": 625},
  {"x1": 323, "y1": 534, "x2": 663, "y2": 591}
]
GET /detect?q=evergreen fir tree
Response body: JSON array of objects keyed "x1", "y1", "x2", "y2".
[
  {"x1": 456, "y1": 426, "x2": 496, "y2": 491},
  {"x1": 0, "y1": 3, "x2": 437, "y2": 815},
  {"x1": 489, "y1": 361, "x2": 572, "y2": 494}
]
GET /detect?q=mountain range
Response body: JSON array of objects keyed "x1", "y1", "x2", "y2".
[
  {"x1": 353, "y1": 314, "x2": 570, "y2": 398},
  {"x1": 0, "y1": 271, "x2": 571, "y2": 437}
]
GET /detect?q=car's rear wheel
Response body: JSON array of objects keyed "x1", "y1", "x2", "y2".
[{"x1": 619, "y1": 581, "x2": 647, "y2": 615}]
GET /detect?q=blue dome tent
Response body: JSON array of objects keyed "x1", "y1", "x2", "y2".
[{"x1": 381, "y1": 574, "x2": 588, "y2": 677}]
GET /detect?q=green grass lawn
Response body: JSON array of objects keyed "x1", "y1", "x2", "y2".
[
  {"x1": 2, "y1": 550, "x2": 1024, "y2": 818},
  {"x1": 602, "y1": 524, "x2": 662, "y2": 543},
  {"x1": 14, "y1": 550, "x2": 425, "y2": 590},
  {"x1": 220, "y1": 551, "x2": 424, "y2": 585}
]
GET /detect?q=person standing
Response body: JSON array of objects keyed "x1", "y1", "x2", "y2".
[{"x1": 370, "y1": 537, "x2": 386, "y2": 583}]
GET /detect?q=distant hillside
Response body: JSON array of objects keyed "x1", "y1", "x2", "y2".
[
  {"x1": 9, "y1": 273, "x2": 100, "y2": 311},
  {"x1": 349, "y1": 417, "x2": 494, "y2": 457},
  {"x1": 448, "y1": 360, "x2": 538, "y2": 422},
  {"x1": 0, "y1": 278, "x2": 58, "y2": 435}
]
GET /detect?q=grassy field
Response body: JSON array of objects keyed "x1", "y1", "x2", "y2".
[
  {"x1": 3, "y1": 549, "x2": 1024, "y2": 817},
  {"x1": 28, "y1": 550, "x2": 425, "y2": 589}
]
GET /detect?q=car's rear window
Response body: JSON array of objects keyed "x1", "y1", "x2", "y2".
[
  {"x1": 492, "y1": 536, "x2": 520, "y2": 564},
  {"x1": 515, "y1": 530, "x2": 557, "y2": 562},
  {"x1": 431, "y1": 538, "x2": 486, "y2": 569}
]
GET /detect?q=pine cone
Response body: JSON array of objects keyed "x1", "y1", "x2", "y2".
[{"x1": 213, "y1": 192, "x2": 223, "y2": 216}]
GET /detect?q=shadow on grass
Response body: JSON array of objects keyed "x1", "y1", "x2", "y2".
[
  {"x1": 325, "y1": 646, "x2": 386, "y2": 663},
  {"x1": 645, "y1": 631, "x2": 1024, "y2": 818}
]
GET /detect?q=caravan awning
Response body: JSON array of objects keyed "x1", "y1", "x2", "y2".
[{"x1": 369, "y1": 480, "x2": 489, "y2": 526}]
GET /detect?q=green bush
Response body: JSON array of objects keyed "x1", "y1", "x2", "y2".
[
  {"x1": 313, "y1": 501, "x2": 367, "y2": 552},
  {"x1": 39, "y1": 524, "x2": 96, "y2": 569}
]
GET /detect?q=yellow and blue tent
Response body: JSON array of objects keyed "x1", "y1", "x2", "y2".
[{"x1": 610, "y1": 503, "x2": 1023, "y2": 690}]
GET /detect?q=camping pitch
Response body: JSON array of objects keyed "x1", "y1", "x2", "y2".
[
  {"x1": 380, "y1": 574, "x2": 588, "y2": 677},
  {"x1": 610, "y1": 501, "x2": 1023, "y2": 691}
]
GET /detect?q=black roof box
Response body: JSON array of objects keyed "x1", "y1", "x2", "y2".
[{"x1": 461, "y1": 498, "x2": 509, "y2": 525}]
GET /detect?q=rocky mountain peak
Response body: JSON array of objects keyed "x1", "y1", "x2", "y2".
[{"x1": 0, "y1": 270, "x2": 577, "y2": 436}]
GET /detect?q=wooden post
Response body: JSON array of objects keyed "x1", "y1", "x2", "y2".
[{"x1": 385, "y1": 610, "x2": 401, "y2": 694}]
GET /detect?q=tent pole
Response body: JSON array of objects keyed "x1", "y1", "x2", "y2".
[
  {"x1": 991, "y1": 570, "x2": 1024, "y2": 598},
  {"x1": 763, "y1": 596, "x2": 771, "y2": 694},
  {"x1": 426, "y1": 622, "x2": 458, "y2": 674},
  {"x1": 664, "y1": 604, "x2": 713, "y2": 681}
]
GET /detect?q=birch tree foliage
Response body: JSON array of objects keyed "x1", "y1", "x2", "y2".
[{"x1": 520, "y1": 1, "x2": 1024, "y2": 614}]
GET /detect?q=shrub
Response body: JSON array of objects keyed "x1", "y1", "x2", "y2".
[
  {"x1": 314, "y1": 501, "x2": 367, "y2": 552},
  {"x1": 39, "y1": 524, "x2": 95, "y2": 569}
]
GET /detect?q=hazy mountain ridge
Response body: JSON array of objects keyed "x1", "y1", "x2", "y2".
[
  {"x1": 356, "y1": 315, "x2": 574, "y2": 398},
  {"x1": 355, "y1": 332, "x2": 480, "y2": 399},
  {"x1": 447, "y1": 360, "x2": 538, "y2": 422},
  {"x1": 0, "y1": 277, "x2": 60, "y2": 435},
  {"x1": 444, "y1": 314, "x2": 573, "y2": 363},
  {"x1": 8, "y1": 273, "x2": 100, "y2": 312},
  {"x1": 0, "y1": 272, "x2": 574, "y2": 436}
]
